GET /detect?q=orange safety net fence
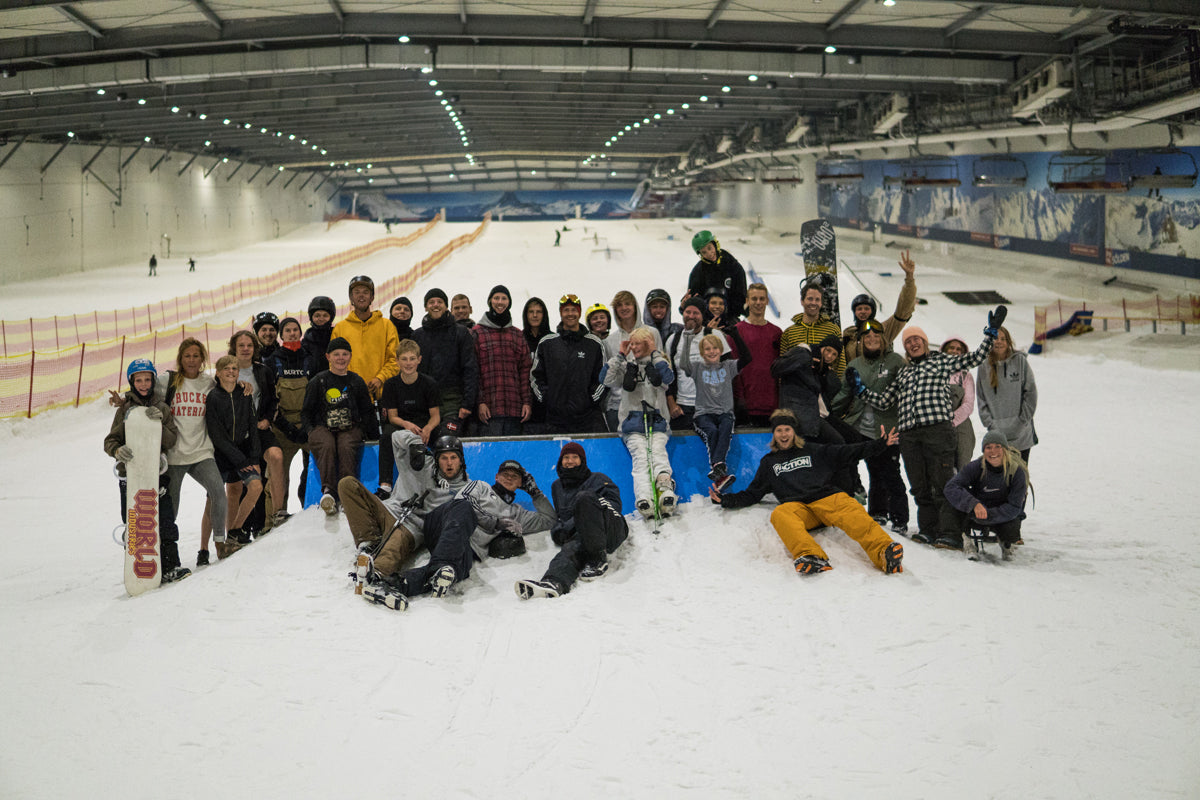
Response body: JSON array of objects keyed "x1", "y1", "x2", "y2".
[
  {"x1": 0, "y1": 213, "x2": 490, "y2": 419},
  {"x1": 1032, "y1": 294, "x2": 1200, "y2": 353},
  {"x1": 1, "y1": 214, "x2": 443, "y2": 358}
]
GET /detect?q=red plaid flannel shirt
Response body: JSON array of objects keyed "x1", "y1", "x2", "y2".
[{"x1": 472, "y1": 322, "x2": 532, "y2": 417}]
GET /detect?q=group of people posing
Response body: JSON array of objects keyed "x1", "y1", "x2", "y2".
[{"x1": 103, "y1": 229, "x2": 1037, "y2": 593}]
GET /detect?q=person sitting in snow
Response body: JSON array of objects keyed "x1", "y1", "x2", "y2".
[
  {"x1": 514, "y1": 441, "x2": 629, "y2": 599},
  {"x1": 352, "y1": 437, "x2": 553, "y2": 609},
  {"x1": 710, "y1": 409, "x2": 905, "y2": 576},
  {"x1": 601, "y1": 327, "x2": 677, "y2": 518},
  {"x1": 943, "y1": 430, "x2": 1030, "y2": 561},
  {"x1": 104, "y1": 358, "x2": 189, "y2": 582}
]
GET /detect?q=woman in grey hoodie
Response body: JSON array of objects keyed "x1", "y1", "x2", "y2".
[{"x1": 976, "y1": 327, "x2": 1037, "y2": 463}]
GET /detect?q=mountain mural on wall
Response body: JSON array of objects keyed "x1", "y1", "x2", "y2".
[
  {"x1": 819, "y1": 147, "x2": 1200, "y2": 278},
  {"x1": 340, "y1": 189, "x2": 637, "y2": 222}
]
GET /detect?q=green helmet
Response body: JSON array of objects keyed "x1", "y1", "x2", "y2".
[{"x1": 691, "y1": 230, "x2": 716, "y2": 254}]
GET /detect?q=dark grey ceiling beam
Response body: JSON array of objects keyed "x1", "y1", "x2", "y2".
[
  {"x1": 185, "y1": 0, "x2": 223, "y2": 32},
  {"x1": 944, "y1": 6, "x2": 990, "y2": 39},
  {"x1": 1057, "y1": 11, "x2": 1118, "y2": 40},
  {"x1": 55, "y1": 5, "x2": 105, "y2": 39},
  {"x1": 901, "y1": 0, "x2": 1195, "y2": 12},
  {"x1": 827, "y1": 0, "x2": 871, "y2": 34},
  {"x1": 705, "y1": 0, "x2": 731, "y2": 30},
  {"x1": 0, "y1": 15, "x2": 1080, "y2": 65}
]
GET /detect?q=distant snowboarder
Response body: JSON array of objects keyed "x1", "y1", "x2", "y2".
[
  {"x1": 187, "y1": 257, "x2": 196, "y2": 272},
  {"x1": 555, "y1": 230, "x2": 561, "y2": 247},
  {"x1": 148, "y1": 254, "x2": 157, "y2": 277}
]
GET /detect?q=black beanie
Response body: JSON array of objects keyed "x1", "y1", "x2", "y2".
[
  {"x1": 818, "y1": 334, "x2": 843, "y2": 354},
  {"x1": 391, "y1": 297, "x2": 413, "y2": 315},
  {"x1": 489, "y1": 285, "x2": 511, "y2": 303},
  {"x1": 326, "y1": 337, "x2": 352, "y2": 354},
  {"x1": 424, "y1": 288, "x2": 448, "y2": 307}
]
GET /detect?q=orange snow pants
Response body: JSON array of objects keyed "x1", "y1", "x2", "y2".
[{"x1": 769, "y1": 492, "x2": 895, "y2": 572}]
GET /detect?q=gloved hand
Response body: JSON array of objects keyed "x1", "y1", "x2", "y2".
[
  {"x1": 521, "y1": 471, "x2": 541, "y2": 496},
  {"x1": 985, "y1": 305, "x2": 1007, "y2": 337},
  {"x1": 646, "y1": 362, "x2": 663, "y2": 387},
  {"x1": 622, "y1": 364, "x2": 639, "y2": 392},
  {"x1": 496, "y1": 517, "x2": 524, "y2": 535},
  {"x1": 408, "y1": 442, "x2": 427, "y2": 471},
  {"x1": 550, "y1": 520, "x2": 572, "y2": 546},
  {"x1": 144, "y1": 406, "x2": 164, "y2": 421},
  {"x1": 116, "y1": 445, "x2": 134, "y2": 462},
  {"x1": 844, "y1": 366, "x2": 866, "y2": 397}
]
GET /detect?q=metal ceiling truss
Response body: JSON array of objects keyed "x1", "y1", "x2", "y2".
[{"x1": 0, "y1": 4, "x2": 1194, "y2": 195}]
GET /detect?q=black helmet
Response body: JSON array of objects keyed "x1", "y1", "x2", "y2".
[
  {"x1": 308, "y1": 296, "x2": 336, "y2": 318},
  {"x1": 645, "y1": 288, "x2": 671, "y2": 306},
  {"x1": 253, "y1": 311, "x2": 280, "y2": 332},
  {"x1": 850, "y1": 293, "x2": 877, "y2": 318},
  {"x1": 432, "y1": 434, "x2": 464, "y2": 462},
  {"x1": 349, "y1": 275, "x2": 375, "y2": 295}
]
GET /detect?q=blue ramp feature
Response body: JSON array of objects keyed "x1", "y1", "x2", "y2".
[{"x1": 304, "y1": 431, "x2": 774, "y2": 515}]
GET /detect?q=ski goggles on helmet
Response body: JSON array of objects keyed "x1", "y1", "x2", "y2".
[{"x1": 559, "y1": 293, "x2": 582, "y2": 308}]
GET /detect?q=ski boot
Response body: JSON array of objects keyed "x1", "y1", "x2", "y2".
[
  {"x1": 319, "y1": 491, "x2": 337, "y2": 516},
  {"x1": 655, "y1": 473, "x2": 677, "y2": 516}
]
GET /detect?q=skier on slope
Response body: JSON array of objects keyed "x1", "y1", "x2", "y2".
[
  {"x1": 682, "y1": 230, "x2": 747, "y2": 321},
  {"x1": 105, "y1": 358, "x2": 189, "y2": 582},
  {"x1": 601, "y1": 327, "x2": 677, "y2": 518},
  {"x1": 515, "y1": 441, "x2": 629, "y2": 599},
  {"x1": 710, "y1": 409, "x2": 904, "y2": 576}
]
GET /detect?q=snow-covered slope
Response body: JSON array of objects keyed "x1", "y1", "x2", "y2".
[{"x1": 2, "y1": 219, "x2": 1197, "y2": 799}]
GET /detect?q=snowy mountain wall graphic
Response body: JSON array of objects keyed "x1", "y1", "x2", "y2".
[
  {"x1": 820, "y1": 148, "x2": 1200, "y2": 279},
  {"x1": 339, "y1": 189, "x2": 637, "y2": 222}
]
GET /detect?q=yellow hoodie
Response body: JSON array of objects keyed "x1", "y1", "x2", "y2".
[{"x1": 331, "y1": 310, "x2": 400, "y2": 399}]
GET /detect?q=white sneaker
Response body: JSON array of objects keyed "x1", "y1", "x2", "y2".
[
  {"x1": 514, "y1": 579, "x2": 562, "y2": 599},
  {"x1": 427, "y1": 564, "x2": 456, "y2": 598},
  {"x1": 319, "y1": 492, "x2": 337, "y2": 516}
]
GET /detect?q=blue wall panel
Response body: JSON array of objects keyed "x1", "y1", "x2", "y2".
[{"x1": 305, "y1": 431, "x2": 773, "y2": 514}]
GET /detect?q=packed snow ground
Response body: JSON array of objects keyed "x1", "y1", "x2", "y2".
[{"x1": 2, "y1": 219, "x2": 1198, "y2": 799}]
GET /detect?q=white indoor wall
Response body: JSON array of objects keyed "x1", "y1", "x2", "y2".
[
  {"x1": 709, "y1": 155, "x2": 819, "y2": 232},
  {"x1": 0, "y1": 141, "x2": 326, "y2": 284}
]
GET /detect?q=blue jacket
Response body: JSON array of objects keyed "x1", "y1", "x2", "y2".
[{"x1": 943, "y1": 457, "x2": 1028, "y2": 525}]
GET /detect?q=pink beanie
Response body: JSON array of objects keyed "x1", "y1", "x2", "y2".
[{"x1": 902, "y1": 326, "x2": 928, "y2": 346}]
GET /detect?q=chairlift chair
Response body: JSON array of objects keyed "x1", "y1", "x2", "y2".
[
  {"x1": 884, "y1": 157, "x2": 961, "y2": 189},
  {"x1": 972, "y1": 154, "x2": 1028, "y2": 188},
  {"x1": 815, "y1": 158, "x2": 864, "y2": 186},
  {"x1": 1128, "y1": 147, "x2": 1198, "y2": 190},
  {"x1": 1047, "y1": 149, "x2": 1131, "y2": 194}
]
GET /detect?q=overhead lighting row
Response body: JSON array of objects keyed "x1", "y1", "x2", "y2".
[{"x1": 87, "y1": 88, "x2": 331, "y2": 159}]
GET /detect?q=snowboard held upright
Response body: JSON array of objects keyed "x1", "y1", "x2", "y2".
[
  {"x1": 123, "y1": 408, "x2": 162, "y2": 596},
  {"x1": 800, "y1": 218, "x2": 841, "y2": 328}
]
